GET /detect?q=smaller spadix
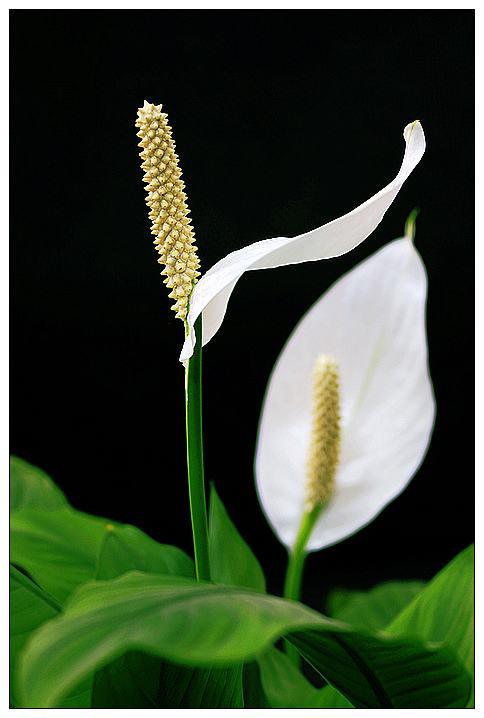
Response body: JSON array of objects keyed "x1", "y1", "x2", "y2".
[{"x1": 305, "y1": 356, "x2": 341, "y2": 512}]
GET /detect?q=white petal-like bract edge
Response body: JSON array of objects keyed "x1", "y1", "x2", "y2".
[
  {"x1": 180, "y1": 121, "x2": 425, "y2": 361},
  {"x1": 255, "y1": 238, "x2": 435, "y2": 551}
]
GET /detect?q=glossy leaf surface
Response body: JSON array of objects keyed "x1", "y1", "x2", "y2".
[
  {"x1": 156, "y1": 661, "x2": 244, "y2": 708},
  {"x1": 12, "y1": 506, "x2": 194, "y2": 603},
  {"x1": 209, "y1": 485, "x2": 265, "y2": 591},
  {"x1": 258, "y1": 647, "x2": 352, "y2": 708},
  {"x1": 10, "y1": 566, "x2": 60, "y2": 706},
  {"x1": 19, "y1": 571, "x2": 470, "y2": 708},
  {"x1": 95, "y1": 524, "x2": 194, "y2": 580},
  {"x1": 328, "y1": 580, "x2": 425, "y2": 630},
  {"x1": 10, "y1": 456, "x2": 68, "y2": 513},
  {"x1": 93, "y1": 519, "x2": 239, "y2": 708},
  {"x1": 11, "y1": 508, "x2": 110, "y2": 603},
  {"x1": 258, "y1": 579, "x2": 427, "y2": 708},
  {"x1": 387, "y1": 545, "x2": 474, "y2": 707}
]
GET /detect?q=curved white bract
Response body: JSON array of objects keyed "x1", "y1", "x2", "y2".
[
  {"x1": 255, "y1": 238, "x2": 435, "y2": 551},
  {"x1": 180, "y1": 121, "x2": 425, "y2": 362}
]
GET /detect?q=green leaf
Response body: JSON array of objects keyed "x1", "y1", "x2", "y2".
[
  {"x1": 10, "y1": 565, "x2": 92, "y2": 708},
  {"x1": 156, "y1": 662, "x2": 244, "y2": 707},
  {"x1": 316, "y1": 684, "x2": 355, "y2": 707},
  {"x1": 93, "y1": 523, "x2": 241, "y2": 708},
  {"x1": 208, "y1": 485, "x2": 265, "y2": 591},
  {"x1": 56, "y1": 680, "x2": 93, "y2": 709},
  {"x1": 242, "y1": 662, "x2": 270, "y2": 708},
  {"x1": 258, "y1": 647, "x2": 352, "y2": 707},
  {"x1": 10, "y1": 565, "x2": 61, "y2": 706},
  {"x1": 327, "y1": 580, "x2": 425, "y2": 630},
  {"x1": 11, "y1": 507, "x2": 111, "y2": 603},
  {"x1": 10, "y1": 456, "x2": 68, "y2": 513},
  {"x1": 92, "y1": 652, "x2": 163, "y2": 707},
  {"x1": 386, "y1": 545, "x2": 474, "y2": 707},
  {"x1": 95, "y1": 524, "x2": 194, "y2": 581},
  {"x1": 289, "y1": 627, "x2": 468, "y2": 708},
  {"x1": 258, "y1": 579, "x2": 423, "y2": 708},
  {"x1": 11, "y1": 504, "x2": 194, "y2": 604},
  {"x1": 95, "y1": 654, "x2": 244, "y2": 708},
  {"x1": 18, "y1": 571, "x2": 470, "y2": 708}
]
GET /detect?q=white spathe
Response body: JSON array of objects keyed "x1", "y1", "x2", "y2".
[
  {"x1": 180, "y1": 121, "x2": 426, "y2": 362},
  {"x1": 255, "y1": 237, "x2": 436, "y2": 551}
]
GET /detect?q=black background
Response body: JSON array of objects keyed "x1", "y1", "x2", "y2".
[{"x1": 11, "y1": 10, "x2": 474, "y2": 606}]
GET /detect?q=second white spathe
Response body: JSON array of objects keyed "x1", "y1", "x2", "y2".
[{"x1": 255, "y1": 236, "x2": 436, "y2": 552}]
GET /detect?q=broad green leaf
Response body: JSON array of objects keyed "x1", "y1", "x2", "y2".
[
  {"x1": 95, "y1": 654, "x2": 244, "y2": 708},
  {"x1": 315, "y1": 684, "x2": 355, "y2": 707},
  {"x1": 10, "y1": 565, "x2": 92, "y2": 708},
  {"x1": 327, "y1": 580, "x2": 425, "y2": 630},
  {"x1": 94, "y1": 653, "x2": 242, "y2": 708},
  {"x1": 18, "y1": 571, "x2": 470, "y2": 708},
  {"x1": 156, "y1": 662, "x2": 244, "y2": 707},
  {"x1": 209, "y1": 485, "x2": 265, "y2": 591},
  {"x1": 11, "y1": 505, "x2": 193, "y2": 604},
  {"x1": 263, "y1": 577, "x2": 456, "y2": 707},
  {"x1": 10, "y1": 565, "x2": 61, "y2": 706},
  {"x1": 258, "y1": 647, "x2": 352, "y2": 708},
  {"x1": 11, "y1": 507, "x2": 111, "y2": 603},
  {"x1": 95, "y1": 524, "x2": 194, "y2": 580},
  {"x1": 387, "y1": 545, "x2": 474, "y2": 707},
  {"x1": 242, "y1": 662, "x2": 270, "y2": 708},
  {"x1": 93, "y1": 524, "x2": 241, "y2": 708},
  {"x1": 10, "y1": 456, "x2": 68, "y2": 513},
  {"x1": 57, "y1": 680, "x2": 92, "y2": 709},
  {"x1": 289, "y1": 627, "x2": 468, "y2": 708},
  {"x1": 92, "y1": 652, "x2": 163, "y2": 707}
]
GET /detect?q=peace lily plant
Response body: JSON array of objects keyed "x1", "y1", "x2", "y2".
[{"x1": 9, "y1": 102, "x2": 474, "y2": 710}]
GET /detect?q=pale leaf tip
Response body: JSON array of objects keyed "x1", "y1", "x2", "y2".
[{"x1": 404, "y1": 207, "x2": 420, "y2": 243}]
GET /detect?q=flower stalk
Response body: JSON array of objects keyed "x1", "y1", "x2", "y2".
[
  {"x1": 283, "y1": 504, "x2": 323, "y2": 603},
  {"x1": 185, "y1": 315, "x2": 210, "y2": 581},
  {"x1": 283, "y1": 505, "x2": 325, "y2": 664},
  {"x1": 284, "y1": 355, "x2": 340, "y2": 604},
  {"x1": 282, "y1": 357, "x2": 340, "y2": 662}
]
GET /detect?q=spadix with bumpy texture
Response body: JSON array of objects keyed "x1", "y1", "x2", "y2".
[
  {"x1": 136, "y1": 101, "x2": 200, "y2": 320},
  {"x1": 305, "y1": 356, "x2": 340, "y2": 511}
]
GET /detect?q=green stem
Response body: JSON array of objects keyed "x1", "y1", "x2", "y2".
[
  {"x1": 284, "y1": 504, "x2": 322, "y2": 601},
  {"x1": 283, "y1": 504, "x2": 322, "y2": 662},
  {"x1": 185, "y1": 315, "x2": 210, "y2": 582}
]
